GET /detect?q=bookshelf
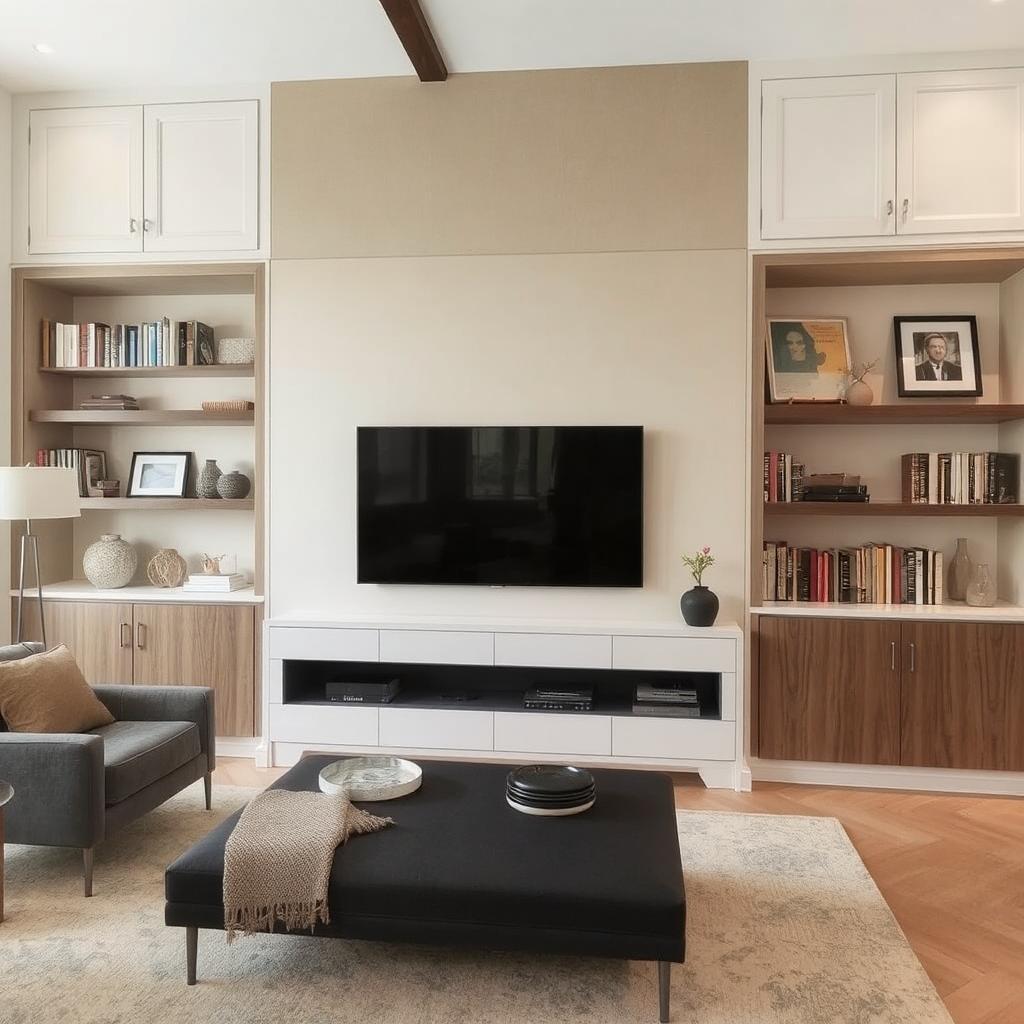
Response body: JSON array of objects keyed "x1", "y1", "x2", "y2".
[
  {"x1": 29, "y1": 410, "x2": 255, "y2": 426},
  {"x1": 764, "y1": 502, "x2": 1024, "y2": 518},
  {"x1": 39, "y1": 365, "x2": 255, "y2": 379}
]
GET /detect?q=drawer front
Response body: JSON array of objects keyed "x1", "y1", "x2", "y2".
[
  {"x1": 494, "y1": 712, "x2": 611, "y2": 756},
  {"x1": 612, "y1": 635, "x2": 735, "y2": 674},
  {"x1": 269, "y1": 703, "x2": 379, "y2": 746},
  {"x1": 379, "y1": 707, "x2": 493, "y2": 750},
  {"x1": 494, "y1": 632, "x2": 611, "y2": 669},
  {"x1": 268, "y1": 627, "x2": 379, "y2": 663},
  {"x1": 379, "y1": 629, "x2": 493, "y2": 666},
  {"x1": 612, "y1": 717, "x2": 735, "y2": 761}
]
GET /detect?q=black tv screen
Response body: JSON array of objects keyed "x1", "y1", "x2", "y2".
[{"x1": 357, "y1": 426, "x2": 643, "y2": 586}]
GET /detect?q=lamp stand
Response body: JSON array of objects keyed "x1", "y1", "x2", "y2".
[{"x1": 14, "y1": 519, "x2": 46, "y2": 650}]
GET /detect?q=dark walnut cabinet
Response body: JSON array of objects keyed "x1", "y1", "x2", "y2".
[{"x1": 758, "y1": 616, "x2": 1024, "y2": 771}]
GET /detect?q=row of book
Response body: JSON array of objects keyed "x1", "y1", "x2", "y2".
[
  {"x1": 901, "y1": 452, "x2": 1019, "y2": 505},
  {"x1": 763, "y1": 451, "x2": 804, "y2": 502},
  {"x1": 34, "y1": 448, "x2": 106, "y2": 497},
  {"x1": 40, "y1": 319, "x2": 215, "y2": 369},
  {"x1": 763, "y1": 541, "x2": 944, "y2": 605},
  {"x1": 182, "y1": 573, "x2": 248, "y2": 593}
]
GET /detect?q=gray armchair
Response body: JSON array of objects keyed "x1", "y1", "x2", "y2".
[{"x1": 0, "y1": 642, "x2": 215, "y2": 896}]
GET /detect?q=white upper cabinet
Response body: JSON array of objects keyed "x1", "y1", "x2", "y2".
[
  {"x1": 143, "y1": 101, "x2": 258, "y2": 252},
  {"x1": 761, "y1": 75, "x2": 897, "y2": 239},
  {"x1": 897, "y1": 69, "x2": 1024, "y2": 235},
  {"x1": 28, "y1": 99, "x2": 259, "y2": 256},
  {"x1": 29, "y1": 106, "x2": 143, "y2": 254}
]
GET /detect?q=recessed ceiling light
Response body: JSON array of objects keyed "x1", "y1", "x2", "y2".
[{"x1": 33, "y1": 42, "x2": 54, "y2": 54}]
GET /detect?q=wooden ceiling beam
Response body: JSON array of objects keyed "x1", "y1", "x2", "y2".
[{"x1": 378, "y1": 0, "x2": 447, "y2": 82}]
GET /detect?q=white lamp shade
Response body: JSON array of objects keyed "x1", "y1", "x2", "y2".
[{"x1": 0, "y1": 467, "x2": 82, "y2": 520}]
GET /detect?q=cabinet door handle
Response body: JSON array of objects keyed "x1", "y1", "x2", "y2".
[
  {"x1": 136, "y1": 622, "x2": 147, "y2": 650},
  {"x1": 143, "y1": 218, "x2": 153, "y2": 232},
  {"x1": 901, "y1": 198, "x2": 909, "y2": 222},
  {"x1": 886, "y1": 199, "x2": 894, "y2": 216},
  {"x1": 908, "y1": 641, "x2": 915, "y2": 672},
  {"x1": 129, "y1": 217, "x2": 138, "y2": 233},
  {"x1": 890, "y1": 640, "x2": 896, "y2": 671},
  {"x1": 120, "y1": 622, "x2": 132, "y2": 648}
]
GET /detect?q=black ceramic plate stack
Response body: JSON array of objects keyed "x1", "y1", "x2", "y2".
[{"x1": 506, "y1": 765, "x2": 596, "y2": 816}]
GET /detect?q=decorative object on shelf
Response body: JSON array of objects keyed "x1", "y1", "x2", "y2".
[
  {"x1": 766, "y1": 317, "x2": 852, "y2": 403},
  {"x1": 196, "y1": 323, "x2": 216, "y2": 366},
  {"x1": 506, "y1": 765, "x2": 595, "y2": 817},
  {"x1": 196, "y1": 459, "x2": 222, "y2": 499},
  {"x1": 680, "y1": 546, "x2": 719, "y2": 627},
  {"x1": 83, "y1": 533, "x2": 137, "y2": 589},
  {"x1": 199, "y1": 553, "x2": 226, "y2": 575},
  {"x1": 201, "y1": 400, "x2": 255, "y2": 413},
  {"x1": 319, "y1": 757, "x2": 423, "y2": 801},
  {"x1": 146, "y1": 548, "x2": 188, "y2": 588},
  {"x1": 894, "y1": 315, "x2": 982, "y2": 398},
  {"x1": 0, "y1": 466, "x2": 81, "y2": 647},
  {"x1": 948, "y1": 537, "x2": 973, "y2": 602},
  {"x1": 844, "y1": 358, "x2": 878, "y2": 406},
  {"x1": 127, "y1": 452, "x2": 191, "y2": 498},
  {"x1": 79, "y1": 394, "x2": 138, "y2": 411},
  {"x1": 96, "y1": 480, "x2": 120, "y2": 498},
  {"x1": 215, "y1": 337, "x2": 255, "y2": 365},
  {"x1": 216, "y1": 470, "x2": 252, "y2": 500},
  {"x1": 83, "y1": 451, "x2": 108, "y2": 497},
  {"x1": 966, "y1": 563, "x2": 997, "y2": 607}
]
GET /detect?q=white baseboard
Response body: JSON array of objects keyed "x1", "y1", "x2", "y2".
[
  {"x1": 751, "y1": 758, "x2": 1024, "y2": 796},
  {"x1": 217, "y1": 737, "x2": 260, "y2": 759}
]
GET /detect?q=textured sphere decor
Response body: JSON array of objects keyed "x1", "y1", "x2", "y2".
[
  {"x1": 147, "y1": 548, "x2": 188, "y2": 588},
  {"x1": 216, "y1": 470, "x2": 252, "y2": 500},
  {"x1": 83, "y1": 534, "x2": 137, "y2": 589}
]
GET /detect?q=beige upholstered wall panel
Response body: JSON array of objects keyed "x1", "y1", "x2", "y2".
[{"x1": 271, "y1": 62, "x2": 747, "y2": 258}]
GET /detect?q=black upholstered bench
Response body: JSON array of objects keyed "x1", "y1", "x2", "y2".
[{"x1": 165, "y1": 756, "x2": 686, "y2": 1022}]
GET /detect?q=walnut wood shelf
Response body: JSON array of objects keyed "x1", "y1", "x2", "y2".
[
  {"x1": 39, "y1": 365, "x2": 254, "y2": 379},
  {"x1": 30, "y1": 409, "x2": 254, "y2": 426},
  {"x1": 765, "y1": 403, "x2": 1024, "y2": 425},
  {"x1": 764, "y1": 502, "x2": 1024, "y2": 517},
  {"x1": 78, "y1": 498, "x2": 254, "y2": 511}
]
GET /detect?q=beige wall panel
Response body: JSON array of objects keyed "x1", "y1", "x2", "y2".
[{"x1": 272, "y1": 63, "x2": 747, "y2": 258}]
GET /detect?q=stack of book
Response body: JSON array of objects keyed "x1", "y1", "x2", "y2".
[
  {"x1": 40, "y1": 318, "x2": 216, "y2": 369},
  {"x1": 79, "y1": 394, "x2": 139, "y2": 411},
  {"x1": 764, "y1": 541, "x2": 943, "y2": 605},
  {"x1": 799, "y1": 473, "x2": 869, "y2": 503},
  {"x1": 182, "y1": 573, "x2": 248, "y2": 594},
  {"x1": 632, "y1": 682, "x2": 701, "y2": 718},
  {"x1": 763, "y1": 451, "x2": 805, "y2": 502},
  {"x1": 901, "y1": 452, "x2": 1019, "y2": 505}
]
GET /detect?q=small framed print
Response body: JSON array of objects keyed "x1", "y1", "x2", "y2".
[
  {"x1": 766, "y1": 317, "x2": 852, "y2": 403},
  {"x1": 894, "y1": 316, "x2": 982, "y2": 398},
  {"x1": 127, "y1": 452, "x2": 191, "y2": 498},
  {"x1": 83, "y1": 450, "x2": 107, "y2": 497}
]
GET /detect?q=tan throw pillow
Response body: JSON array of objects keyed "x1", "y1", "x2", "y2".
[{"x1": 0, "y1": 644, "x2": 115, "y2": 733}]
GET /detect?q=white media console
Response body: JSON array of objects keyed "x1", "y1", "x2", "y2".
[{"x1": 263, "y1": 617, "x2": 748, "y2": 790}]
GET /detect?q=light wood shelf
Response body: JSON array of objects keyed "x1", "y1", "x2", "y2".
[
  {"x1": 78, "y1": 497, "x2": 254, "y2": 511},
  {"x1": 764, "y1": 502, "x2": 1024, "y2": 517},
  {"x1": 753, "y1": 600, "x2": 1024, "y2": 623},
  {"x1": 12, "y1": 580, "x2": 263, "y2": 605},
  {"x1": 30, "y1": 409, "x2": 254, "y2": 426},
  {"x1": 39, "y1": 365, "x2": 254, "y2": 379},
  {"x1": 765, "y1": 403, "x2": 1024, "y2": 426}
]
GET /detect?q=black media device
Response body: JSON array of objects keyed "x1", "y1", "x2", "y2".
[
  {"x1": 326, "y1": 678, "x2": 401, "y2": 704},
  {"x1": 356, "y1": 426, "x2": 643, "y2": 587},
  {"x1": 524, "y1": 686, "x2": 594, "y2": 712}
]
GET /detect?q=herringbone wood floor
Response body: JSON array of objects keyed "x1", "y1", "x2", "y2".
[{"x1": 214, "y1": 759, "x2": 1024, "y2": 1023}]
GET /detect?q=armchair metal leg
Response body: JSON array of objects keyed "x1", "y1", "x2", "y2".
[
  {"x1": 186, "y1": 926, "x2": 198, "y2": 985},
  {"x1": 82, "y1": 848, "x2": 94, "y2": 898},
  {"x1": 203, "y1": 772, "x2": 212, "y2": 811},
  {"x1": 658, "y1": 961, "x2": 670, "y2": 1023}
]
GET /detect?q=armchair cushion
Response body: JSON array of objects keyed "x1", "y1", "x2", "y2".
[
  {"x1": 93, "y1": 720, "x2": 201, "y2": 805},
  {"x1": 0, "y1": 644, "x2": 114, "y2": 733}
]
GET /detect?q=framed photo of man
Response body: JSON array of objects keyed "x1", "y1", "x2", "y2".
[
  {"x1": 894, "y1": 315, "x2": 982, "y2": 398},
  {"x1": 765, "y1": 317, "x2": 852, "y2": 403}
]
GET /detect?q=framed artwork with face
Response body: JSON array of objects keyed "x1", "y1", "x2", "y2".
[
  {"x1": 894, "y1": 316, "x2": 982, "y2": 398},
  {"x1": 765, "y1": 317, "x2": 852, "y2": 403}
]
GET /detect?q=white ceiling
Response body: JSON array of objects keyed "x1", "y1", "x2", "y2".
[{"x1": 0, "y1": 0, "x2": 1022, "y2": 94}]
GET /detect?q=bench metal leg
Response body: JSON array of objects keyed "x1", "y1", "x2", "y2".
[
  {"x1": 82, "y1": 848, "x2": 94, "y2": 898},
  {"x1": 186, "y1": 926, "x2": 198, "y2": 985},
  {"x1": 203, "y1": 772, "x2": 212, "y2": 811},
  {"x1": 658, "y1": 961, "x2": 670, "y2": 1023}
]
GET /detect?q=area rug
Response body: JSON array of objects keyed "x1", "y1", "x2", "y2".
[{"x1": 2, "y1": 784, "x2": 952, "y2": 1024}]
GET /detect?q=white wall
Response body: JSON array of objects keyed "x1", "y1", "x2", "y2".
[
  {"x1": 270, "y1": 251, "x2": 748, "y2": 624},
  {"x1": 0, "y1": 86, "x2": 11, "y2": 640}
]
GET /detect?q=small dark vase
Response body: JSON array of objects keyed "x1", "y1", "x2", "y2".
[{"x1": 680, "y1": 585, "x2": 719, "y2": 627}]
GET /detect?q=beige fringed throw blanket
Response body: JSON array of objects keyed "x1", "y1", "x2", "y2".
[{"x1": 223, "y1": 789, "x2": 392, "y2": 942}]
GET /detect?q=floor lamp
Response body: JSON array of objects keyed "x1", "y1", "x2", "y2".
[{"x1": 0, "y1": 467, "x2": 81, "y2": 649}]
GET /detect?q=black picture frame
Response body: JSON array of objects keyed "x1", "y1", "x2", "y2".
[
  {"x1": 127, "y1": 451, "x2": 192, "y2": 498},
  {"x1": 894, "y1": 315, "x2": 982, "y2": 398}
]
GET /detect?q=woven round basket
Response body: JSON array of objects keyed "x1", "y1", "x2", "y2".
[{"x1": 147, "y1": 548, "x2": 188, "y2": 588}]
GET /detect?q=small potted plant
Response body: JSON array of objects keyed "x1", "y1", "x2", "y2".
[{"x1": 680, "y1": 546, "x2": 718, "y2": 627}]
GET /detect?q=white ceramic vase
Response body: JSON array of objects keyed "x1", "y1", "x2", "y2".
[{"x1": 83, "y1": 534, "x2": 137, "y2": 589}]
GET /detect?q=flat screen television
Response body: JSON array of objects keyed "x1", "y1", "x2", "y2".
[{"x1": 357, "y1": 426, "x2": 643, "y2": 586}]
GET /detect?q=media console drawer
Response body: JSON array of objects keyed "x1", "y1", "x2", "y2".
[
  {"x1": 613, "y1": 635, "x2": 735, "y2": 674},
  {"x1": 270, "y1": 704, "x2": 379, "y2": 746},
  {"x1": 379, "y1": 707, "x2": 493, "y2": 750},
  {"x1": 493, "y1": 632, "x2": 611, "y2": 669},
  {"x1": 612, "y1": 717, "x2": 735, "y2": 761},
  {"x1": 379, "y1": 629, "x2": 494, "y2": 666},
  {"x1": 268, "y1": 627, "x2": 379, "y2": 663},
  {"x1": 493, "y1": 712, "x2": 612, "y2": 755}
]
